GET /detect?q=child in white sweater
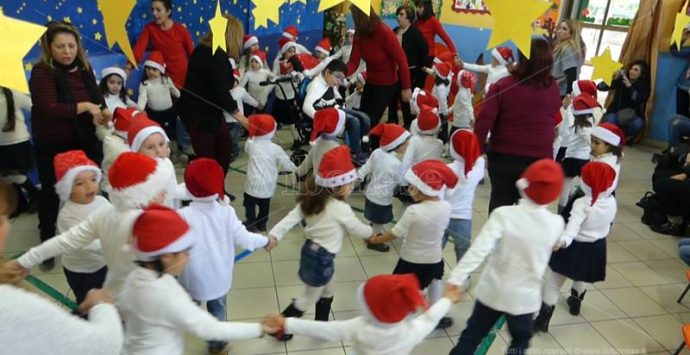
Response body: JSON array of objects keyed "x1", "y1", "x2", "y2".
[
  {"x1": 54, "y1": 150, "x2": 109, "y2": 307},
  {"x1": 137, "y1": 51, "x2": 180, "y2": 143},
  {"x1": 99, "y1": 67, "x2": 136, "y2": 112},
  {"x1": 227, "y1": 69, "x2": 259, "y2": 161},
  {"x1": 535, "y1": 162, "x2": 617, "y2": 333},
  {"x1": 177, "y1": 158, "x2": 275, "y2": 353},
  {"x1": 119, "y1": 204, "x2": 276, "y2": 355},
  {"x1": 368, "y1": 160, "x2": 458, "y2": 328},
  {"x1": 96, "y1": 107, "x2": 140, "y2": 195},
  {"x1": 345, "y1": 71, "x2": 366, "y2": 111},
  {"x1": 238, "y1": 50, "x2": 275, "y2": 113},
  {"x1": 269, "y1": 146, "x2": 374, "y2": 340},
  {"x1": 243, "y1": 114, "x2": 297, "y2": 232},
  {"x1": 265, "y1": 274, "x2": 462, "y2": 355},
  {"x1": 447, "y1": 159, "x2": 565, "y2": 355},
  {"x1": 401, "y1": 107, "x2": 444, "y2": 175},
  {"x1": 451, "y1": 70, "x2": 477, "y2": 131},
  {"x1": 295, "y1": 108, "x2": 345, "y2": 179},
  {"x1": 460, "y1": 46, "x2": 514, "y2": 95},
  {"x1": 430, "y1": 62, "x2": 453, "y2": 142}
]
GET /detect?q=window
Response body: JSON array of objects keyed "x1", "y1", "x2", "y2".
[{"x1": 576, "y1": 0, "x2": 640, "y2": 61}]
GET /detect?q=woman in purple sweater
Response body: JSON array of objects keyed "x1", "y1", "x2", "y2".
[{"x1": 474, "y1": 38, "x2": 561, "y2": 213}]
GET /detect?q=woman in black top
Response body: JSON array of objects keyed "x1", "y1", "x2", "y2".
[
  {"x1": 177, "y1": 14, "x2": 248, "y2": 175},
  {"x1": 388, "y1": 5, "x2": 428, "y2": 128},
  {"x1": 597, "y1": 60, "x2": 650, "y2": 142}
]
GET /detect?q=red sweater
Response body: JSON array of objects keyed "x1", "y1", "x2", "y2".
[
  {"x1": 347, "y1": 23, "x2": 411, "y2": 89},
  {"x1": 415, "y1": 17, "x2": 457, "y2": 57},
  {"x1": 29, "y1": 63, "x2": 101, "y2": 143},
  {"x1": 475, "y1": 75, "x2": 561, "y2": 158},
  {"x1": 133, "y1": 22, "x2": 194, "y2": 88}
]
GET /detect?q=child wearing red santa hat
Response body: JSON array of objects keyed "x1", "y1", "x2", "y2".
[
  {"x1": 238, "y1": 50, "x2": 275, "y2": 114},
  {"x1": 176, "y1": 158, "x2": 275, "y2": 353},
  {"x1": 535, "y1": 161, "x2": 617, "y2": 333},
  {"x1": 460, "y1": 46, "x2": 514, "y2": 95},
  {"x1": 447, "y1": 159, "x2": 565, "y2": 355},
  {"x1": 358, "y1": 123, "x2": 411, "y2": 252},
  {"x1": 264, "y1": 274, "x2": 462, "y2": 355},
  {"x1": 226, "y1": 69, "x2": 260, "y2": 161},
  {"x1": 242, "y1": 115, "x2": 296, "y2": 232},
  {"x1": 590, "y1": 122, "x2": 624, "y2": 189},
  {"x1": 54, "y1": 150, "x2": 109, "y2": 307},
  {"x1": 272, "y1": 38, "x2": 305, "y2": 148},
  {"x1": 281, "y1": 25, "x2": 311, "y2": 55},
  {"x1": 451, "y1": 69, "x2": 478, "y2": 131},
  {"x1": 295, "y1": 108, "x2": 346, "y2": 180},
  {"x1": 430, "y1": 62, "x2": 453, "y2": 142},
  {"x1": 13, "y1": 152, "x2": 174, "y2": 294},
  {"x1": 368, "y1": 160, "x2": 458, "y2": 328},
  {"x1": 269, "y1": 146, "x2": 375, "y2": 340},
  {"x1": 239, "y1": 34, "x2": 260, "y2": 74},
  {"x1": 401, "y1": 106, "x2": 444, "y2": 175},
  {"x1": 118, "y1": 205, "x2": 277, "y2": 355},
  {"x1": 96, "y1": 107, "x2": 143, "y2": 195},
  {"x1": 554, "y1": 80, "x2": 599, "y2": 162}
]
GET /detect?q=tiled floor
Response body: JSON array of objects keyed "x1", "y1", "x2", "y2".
[{"x1": 6, "y1": 128, "x2": 690, "y2": 355}]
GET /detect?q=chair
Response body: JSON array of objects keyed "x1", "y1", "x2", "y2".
[
  {"x1": 673, "y1": 323, "x2": 690, "y2": 355},
  {"x1": 676, "y1": 270, "x2": 690, "y2": 304}
]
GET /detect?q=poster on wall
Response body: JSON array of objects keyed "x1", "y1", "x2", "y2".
[
  {"x1": 452, "y1": 0, "x2": 489, "y2": 14},
  {"x1": 380, "y1": 0, "x2": 442, "y2": 18}
]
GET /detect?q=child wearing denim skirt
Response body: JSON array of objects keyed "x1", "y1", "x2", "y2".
[
  {"x1": 367, "y1": 160, "x2": 458, "y2": 328},
  {"x1": 269, "y1": 146, "x2": 374, "y2": 341}
]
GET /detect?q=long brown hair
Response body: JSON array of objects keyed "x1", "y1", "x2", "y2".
[
  {"x1": 510, "y1": 38, "x2": 555, "y2": 89},
  {"x1": 199, "y1": 14, "x2": 244, "y2": 61},
  {"x1": 37, "y1": 21, "x2": 91, "y2": 72},
  {"x1": 351, "y1": 6, "x2": 381, "y2": 38},
  {"x1": 553, "y1": 20, "x2": 584, "y2": 63},
  {"x1": 1, "y1": 87, "x2": 16, "y2": 132},
  {"x1": 297, "y1": 176, "x2": 346, "y2": 217}
]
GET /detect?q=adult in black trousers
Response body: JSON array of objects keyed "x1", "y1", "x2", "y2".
[{"x1": 650, "y1": 153, "x2": 690, "y2": 236}]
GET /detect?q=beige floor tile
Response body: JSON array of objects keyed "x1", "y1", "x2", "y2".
[
  {"x1": 610, "y1": 262, "x2": 672, "y2": 287},
  {"x1": 616, "y1": 240, "x2": 675, "y2": 262},
  {"x1": 609, "y1": 223, "x2": 645, "y2": 242},
  {"x1": 639, "y1": 284, "x2": 689, "y2": 314},
  {"x1": 331, "y1": 257, "x2": 367, "y2": 283},
  {"x1": 442, "y1": 300, "x2": 478, "y2": 337},
  {"x1": 271, "y1": 260, "x2": 302, "y2": 287},
  {"x1": 591, "y1": 318, "x2": 664, "y2": 353},
  {"x1": 601, "y1": 288, "x2": 667, "y2": 318},
  {"x1": 579, "y1": 290, "x2": 627, "y2": 322},
  {"x1": 410, "y1": 337, "x2": 455, "y2": 355},
  {"x1": 633, "y1": 315, "x2": 685, "y2": 352},
  {"x1": 276, "y1": 285, "x2": 311, "y2": 314},
  {"x1": 627, "y1": 222, "x2": 673, "y2": 241},
  {"x1": 330, "y1": 281, "x2": 366, "y2": 312},
  {"x1": 594, "y1": 266, "x2": 635, "y2": 290},
  {"x1": 358, "y1": 254, "x2": 399, "y2": 277},
  {"x1": 549, "y1": 298, "x2": 588, "y2": 326},
  {"x1": 285, "y1": 334, "x2": 344, "y2": 353},
  {"x1": 607, "y1": 242, "x2": 640, "y2": 263},
  {"x1": 288, "y1": 347, "x2": 346, "y2": 355},
  {"x1": 644, "y1": 260, "x2": 688, "y2": 284},
  {"x1": 648, "y1": 238, "x2": 684, "y2": 259},
  {"x1": 269, "y1": 239, "x2": 307, "y2": 261},
  {"x1": 549, "y1": 323, "x2": 617, "y2": 354},
  {"x1": 527, "y1": 332, "x2": 567, "y2": 355},
  {"x1": 233, "y1": 262, "x2": 276, "y2": 289},
  {"x1": 227, "y1": 287, "x2": 280, "y2": 320}
]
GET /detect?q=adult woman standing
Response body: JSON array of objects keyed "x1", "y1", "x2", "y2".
[
  {"x1": 414, "y1": 0, "x2": 457, "y2": 65},
  {"x1": 131, "y1": 0, "x2": 194, "y2": 88},
  {"x1": 474, "y1": 38, "x2": 561, "y2": 212},
  {"x1": 551, "y1": 20, "x2": 585, "y2": 98},
  {"x1": 177, "y1": 15, "x2": 248, "y2": 175},
  {"x1": 29, "y1": 21, "x2": 109, "y2": 269},
  {"x1": 347, "y1": 6, "x2": 411, "y2": 127},
  {"x1": 389, "y1": 5, "x2": 429, "y2": 127}
]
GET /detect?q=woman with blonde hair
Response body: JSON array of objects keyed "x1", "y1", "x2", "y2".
[
  {"x1": 29, "y1": 21, "x2": 110, "y2": 270},
  {"x1": 551, "y1": 19, "x2": 585, "y2": 98},
  {"x1": 178, "y1": 14, "x2": 248, "y2": 175}
]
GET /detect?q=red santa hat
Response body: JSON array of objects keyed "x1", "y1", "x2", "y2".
[
  {"x1": 433, "y1": 62, "x2": 452, "y2": 80},
  {"x1": 282, "y1": 25, "x2": 299, "y2": 40},
  {"x1": 433, "y1": 51, "x2": 456, "y2": 64},
  {"x1": 144, "y1": 51, "x2": 166, "y2": 74},
  {"x1": 580, "y1": 161, "x2": 616, "y2": 206},
  {"x1": 458, "y1": 69, "x2": 477, "y2": 93},
  {"x1": 515, "y1": 159, "x2": 564, "y2": 205},
  {"x1": 356, "y1": 71, "x2": 367, "y2": 85},
  {"x1": 53, "y1": 150, "x2": 102, "y2": 201},
  {"x1": 112, "y1": 107, "x2": 145, "y2": 138},
  {"x1": 184, "y1": 158, "x2": 226, "y2": 201},
  {"x1": 450, "y1": 129, "x2": 480, "y2": 178},
  {"x1": 359, "y1": 274, "x2": 428, "y2": 324},
  {"x1": 131, "y1": 204, "x2": 193, "y2": 261},
  {"x1": 592, "y1": 122, "x2": 626, "y2": 147},
  {"x1": 108, "y1": 152, "x2": 172, "y2": 210},
  {"x1": 416, "y1": 105, "x2": 441, "y2": 135},
  {"x1": 571, "y1": 94, "x2": 601, "y2": 116},
  {"x1": 233, "y1": 69, "x2": 240, "y2": 82},
  {"x1": 369, "y1": 124, "x2": 410, "y2": 152},
  {"x1": 553, "y1": 110, "x2": 563, "y2": 128},
  {"x1": 404, "y1": 160, "x2": 459, "y2": 197},
  {"x1": 127, "y1": 116, "x2": 169, "y2": 153},
  {"x1": 278, "y1": 38, "x2": 297, "y2": 55},
  {"x1": 250, "y1": 50, "x2": 267, "y2": 66},
  {"x1": 571, "y1": 80, "x2": 597, "y2": 98},
  {"x1": 315, "y1": 38, "x2": 332, "y2": 56},
  {"x1": 316, "y1": 145, "x2": 357, "y2": 188},
  {"x1": 243, "y1": 34, "x2": 259, "y2": 50},
  {"x1": 411, "y1": 88, "x2": 439, "y2": 114},
  {"x1": 310, "y1": 107, "x2": 347, "y2": 142},
  {"x1": 248, "y1": 114, "x2": 277, "y2": 140},
  {"x1": 491, "y1": 47, "x2": 514, "y2": 66},
  {"x1": 100, "y1": 66, "x2": 127, "y2": 83}
]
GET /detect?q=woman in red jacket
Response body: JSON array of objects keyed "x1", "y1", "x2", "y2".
[
  {"x1": 347, "y1": 6, "x2": 411, "y2": 127},
  {"x1": 131, "y1": 0, "x2": 194, "y2": 88},
  {"x1": 414, "y1": 0, "x2": 457, "y2": 65}
]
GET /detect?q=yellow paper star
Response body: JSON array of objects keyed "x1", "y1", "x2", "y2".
[
  {"x1": 62, "y1": 16, "x2": 71, "y2": 23},
  {"x1": 290, "y1": 0, "x2": 306, "y2": 3},
  {"x1": 319, "y1": 0, "x2": 371, "y2": 15},
  {"x1": 252, "y1": 0, "x2": 283, "y2": 30},
  {"x1": 208, "y1": 1, "x2": 227, "y2": 51},
  {"x1": 91, "y1": 18, "x2": 96, "y2": 25},
  {"x1": 671, "y1": 2, "x2": 690, "y2": 49},
  {"x1": 98, "y1": 0, "x2": 137, "y2": 66},
  {"x1": 94, "y1": 32, "x2": 102, "y2": 41},
  {"x1": 483, "y1": 0, "x2": 550, "y2": 58},
  {"x1": 590, "y1": 47, "x2": 623, "y2": 86},
  {"x1": 0, "y1": 9, "x2": 45, "y2": 93}
]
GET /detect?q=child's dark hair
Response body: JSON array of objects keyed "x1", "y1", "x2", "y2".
[
  {"x1": 142, "y1": 66, "x2": 168, "y2": 85},
  {"x1": 153, "y1": 0, "x2": 172, "y2": 11},
  {"x1": 99, "y1": 74, "x2": 128, "y2": 102},
  {"x1": 608, "y1": 144, "x2": 623, "y2": 161},
  {"x1": 287, "y1": 55, "x2": 304, "y2": 72},
  {"x1": 297, "y1": 176, "x2": 346, "y2": 217},
  {"x1": 1, "y1": 87, "x2": 16, "y2": 133},
  {"x1": 572, "y1": 114, "x2": 592, "y2": 132},
  {"x1": 325, "y1": 59, "x2": 346, "y2": 74},
  {"x1": 136, "y1": 258, "x2": 166, "y2": 277}
]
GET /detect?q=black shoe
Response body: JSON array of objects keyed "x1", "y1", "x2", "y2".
[
  {"x1": 533, "y1": 303, "x2": 555, "y2": 333},
  {"x1": 567, "y1": 289, "x2": 586, "y2": 316},
  {"x1": 651, "y1": 221, "x2": 687, "y2": 237},
  {"x1": 39, "y1": 258, "x2": 55, "y2": 272},
  {"x1": 314, "y1": 296, "x2": 334, "y2": 321},
  {"x1": 436, "y1": 316, "x2": 454, "y2": 329},
  {"x1": 367, "y1": 242, "x2": 390, "y2": 252},
  {"x1": 270, "y1": 301, "x2": 305, "y2": 341}
]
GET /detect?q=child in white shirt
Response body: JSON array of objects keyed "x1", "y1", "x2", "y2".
[
  {"x1": 460, "y1": 46, "x2": 514, "y2": 95},
  {"x1": 226, "y1": 69, "x2": 259, "y2": 161},
  {"x1": 99, "y1": 67, "x2": 136, "y2": 112},
  {"x1": 242, "y1": 114, "x2": 297, "y2": 232},
  {"x1": 430, "y1": 62, "x2": 453, "y2": 143},
  {"x1": 54, "y1": 150, "x2": 109, "y2": 307},
  {"x1": 119, "y1": 204, "x2": 276, "y2": 355},
  {"x1": 295, "y1": 108, "x2": 345, "y2": 179},
  {"x1": 273, "y1": 40, "x2": 305, "y2": 148},
  {"x1": 451, "y1": 70, "x2": 477, "y2": 131},
  {"x1": 345, "y1": 71, "x2": 366, "y2": 111},
  {"x1": 239, "y1": 50, "x2": 275, "y2": 113},
  {"x1": 239, "y1": 34, "x2": 260, "y2": 75},
  {"x1": 535, "y1": 162, "x2": 617, "y2": 333},
  {"x1": 401, "y1": 107, "x2": 444, "y2": 175},
  {"x1": 269, "y1": 146, "x2": 374, "y2": 340},
  {"x1": 137, "y1": 51, "x2": 180, "y2": 144},
  {"x1": 368, "y1": 160, "x2": 458, "y2": 328},
  {"x1": 446, "y1": 159, "x2": 565, "y2": 355},
  {"x1": 265, "y1": 274, "x2": 462, "y2": 355},
  {"x1": 95, "y1": 107, "x2": 140, "y2": 195},
  {"x1": 177, "y1": 158, "x2": 274, "y2": 353},
  {"x1": 590, "y1": 122, "x2": 624, "y2": 189}
]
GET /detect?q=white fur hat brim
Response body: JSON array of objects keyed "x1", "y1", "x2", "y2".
[
  {"x1": 54, "y1": 166, "x2": 103, "y2": 201},
  {"x1": 130, "y1": 126, "x2": 169, "y2": 153},
  {"x1": 107, "y1": 160, "x2": 173, "y2": 211},
  {"x1": 591, "y1": 126, "x2": 621, "y2": 146},
  {"x1": 316, "y1": 168, "x2": 357, "y2": 188},
  {"x1": 134, "y1": 229, "x2": 194, "y2": 261},
  {"x1": 404, "y1": 168, "x2": 443, "y2": 197},
  {"x1": 491, "y1": 48, "x2": 508, "y2": 66},
  {"x1": 315, "y1": 46, "x2": 329, "y2": 56},
  {"x1": 101, "y1": 67, "x2": 127, "y2": 83},
  {"x1": 244, "y1": 36, "x2": 259, "y2": 50},
  {"x1": 144, "y1": 60, "x2": 165, "y2": 74}
]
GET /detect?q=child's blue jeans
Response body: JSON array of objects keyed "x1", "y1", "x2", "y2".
[{"x1": 442, "y1": 218, "x2": 472, "y2": 262}]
